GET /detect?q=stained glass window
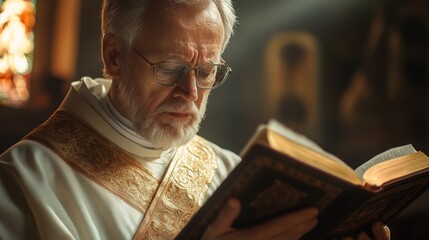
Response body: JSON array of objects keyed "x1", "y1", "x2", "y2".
[{"x1": 0, "y1": 0, "x2": 36, "y2": 107}]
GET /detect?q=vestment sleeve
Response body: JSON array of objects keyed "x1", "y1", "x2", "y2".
[{"x1": 0, "y1": 140, "x2": 77, "y2": 240}]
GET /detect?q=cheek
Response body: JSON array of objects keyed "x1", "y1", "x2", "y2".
[
  {"x1": 136, "y1": 82, "x2": 174, "y2": 111},
  {"x1": 196, "y1": 90, "x2": 210, "y2": 108}
]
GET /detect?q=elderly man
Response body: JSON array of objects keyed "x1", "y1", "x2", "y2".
[{"x1": 0, "y1": 0, "x2": 390, "y2": 239}]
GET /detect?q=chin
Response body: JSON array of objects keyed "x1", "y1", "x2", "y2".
[
  {"x1": 162, "y1": 119, "x2": 200, "y2": 145},
  {"x1": 137, "y1": 117, "x2": 201, "y2": 148}
]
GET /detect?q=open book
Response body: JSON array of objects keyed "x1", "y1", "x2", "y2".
[{"x1": 176, "y1": 120, "x2": 429, "y2": 240}]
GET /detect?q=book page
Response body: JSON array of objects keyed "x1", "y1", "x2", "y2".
[
  {"x1": 266, "y1": 120, "x2": 362, "y2": 185},
  {"x1": 268, "y1": 119, "x2": 346, "y2": 165},
  {"x1": 354, "y1": 145, "x2": 417, "y2": 177},
  {"x1": 363, "y1": 151, "x2": 429, "y2": 187}
]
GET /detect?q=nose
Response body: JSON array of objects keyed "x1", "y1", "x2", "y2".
[{"x1": 173, "y1": 69, "x2": 199, "y2": 101}]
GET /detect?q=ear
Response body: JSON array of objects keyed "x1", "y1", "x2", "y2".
[{"x1": 102, "y1": 34, "x2": 122, "y2": 77}]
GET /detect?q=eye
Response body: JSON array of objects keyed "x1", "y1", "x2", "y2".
[
  {"x1": 158, "y1": 62, "x2": 186, "y2": 76},
  {"x1": 198, "y1": 65, "x2": 217, "y2": 77}
]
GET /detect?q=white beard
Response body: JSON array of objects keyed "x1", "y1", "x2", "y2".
[
  {"x1": 117, "y1": 77, "x2": 208, "y2": 148},
  {"x1": 134, "y1": 96, "x2": 208, "y2": 147}
]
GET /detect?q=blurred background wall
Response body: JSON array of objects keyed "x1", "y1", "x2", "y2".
[{"x1": 0, "y1": 0, "x2": 428, "y2": 238}]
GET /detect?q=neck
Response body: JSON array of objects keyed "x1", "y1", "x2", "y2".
[{"x1": 108, "y1": 83, "x2": 131, "y2": 121}]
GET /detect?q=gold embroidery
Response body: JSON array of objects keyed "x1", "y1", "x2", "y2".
[
  {"x1": 25, "y1": 110, "x2": 218, "y2": 239},
  {"x1": 134, "y1": 136, "x2": 218, "y2": 240},
  {"x1": 25, "y1": 110, "x2": 159, "y2": 212}
]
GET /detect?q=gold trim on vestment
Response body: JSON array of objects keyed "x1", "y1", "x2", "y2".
[
  {"x1": 24, "y1": 110, "x2": 218, "y2": 239},
  {"x1": 133, "y1": 136, "x2": 218, "y2": 240}
]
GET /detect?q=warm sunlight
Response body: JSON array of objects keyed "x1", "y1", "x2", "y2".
[{"x1": 0, "y1": 0, "x2": 35, "y2": 107}]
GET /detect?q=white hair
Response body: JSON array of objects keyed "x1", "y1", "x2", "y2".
[{"x1": 101, "y1": 0, "x2": 237, "y2": 57}]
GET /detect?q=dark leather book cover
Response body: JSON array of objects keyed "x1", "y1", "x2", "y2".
[
  {"x1": 321, "y1": 173, "x2": 429, "y2": 239},
  {"x1": 175, "y1": 144, "x2": 429, "y2": 240},
  {"x1": 175, "y1": 144, "x2": 361, "y2": 239}
]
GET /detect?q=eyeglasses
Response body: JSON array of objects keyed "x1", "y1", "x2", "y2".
[{"x1": 132, "y1": 48, "x2": 232, "y2": 89}]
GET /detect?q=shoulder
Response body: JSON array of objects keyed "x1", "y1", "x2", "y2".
[
  {"x1": 0, "y1": 140, "x2": 62, "y2": 238},
  {"x1": 195, "y1": 136, "x2": 241, "y2": 199},
  {"x1": 0, "y1": 139, "x2": 62, "y2": 179},
  {"x1": 195, "y1": 137, "x2": 241, "y2": 181},
  {"x1": 208, "y1": 140, "x2": 241, "y2": 169},
  {"x1": 2, "y1": 139, "x2": 56, "y2": 163},
  {"x1": 193, "y1": 135, "x2": 241, "y2": 170}
]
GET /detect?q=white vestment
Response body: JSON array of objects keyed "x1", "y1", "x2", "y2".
[{"x1": 0, "y1": 77, "x2": 240, "y2": 240}]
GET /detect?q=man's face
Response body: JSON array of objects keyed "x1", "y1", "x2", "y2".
[{"x1": 113, "y1": 1, "x2": 225, "y2": 148}]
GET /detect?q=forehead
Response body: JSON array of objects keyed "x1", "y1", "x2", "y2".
[{"x1": 135, "y1": 1, "x2": 225, "y2": 54}]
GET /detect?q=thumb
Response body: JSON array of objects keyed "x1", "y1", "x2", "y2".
[{"x1": 205, "y1": 198, "x2": 241, "y2": 236}]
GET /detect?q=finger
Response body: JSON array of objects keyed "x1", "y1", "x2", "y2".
[
  {"x1": 203, "y1": 198, "x2": 241, "y2": 237},
  {"x1": 384, "y1": 226, "x2": 391, "y2": 239},
  {"x1": 252, "y1": 207, "x2": 319, "y2": 236},
  {"x1": 357, "y1": 231, "x2": 371, "y2": 240},
  {"x1": 273, "y1": 217, "x2": 318, "y2": 240},
  {"x1": 371, "y1": 221, "x2": 390, "y2": 240}
]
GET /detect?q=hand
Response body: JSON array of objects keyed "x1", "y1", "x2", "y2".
[
  {"x1": 341, "y1": 221, "x2": 391, "y2": 240},
  {"x1": 202, "y1": 198, "x2": 318, "y2": 240}
]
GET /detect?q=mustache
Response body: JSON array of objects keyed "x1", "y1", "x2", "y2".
[{"x1": 156, "y1": 99, "x2": 199, "y2": 115}]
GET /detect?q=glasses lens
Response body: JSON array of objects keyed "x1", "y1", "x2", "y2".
[
  {"x1": 197, "y1": 64, "x2": 217, "y2": 88},
  {"x1": 199, "y1": 64, "x2": 231, "y2": 88},
  {"x1": 214, "y1": 65, "x2": 229, "y2": 87},
  {"x1": 154, "y1": 61, "x2": 230, "y2": 88},
  {"x1": 155, "y1": 62, "x2": 187, "y2": 85}
]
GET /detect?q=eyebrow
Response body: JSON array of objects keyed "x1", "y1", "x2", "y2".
[
  {"x1": 146, "y1": 50, "x2": 221, "y2": 65},
  {"x1": 158, "y1": 57, "x2": 221, "y2": 65}
]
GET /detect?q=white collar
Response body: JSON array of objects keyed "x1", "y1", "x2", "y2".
[{"x1": 59, "y1": 77, "x2": 167, "y2": 158}]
